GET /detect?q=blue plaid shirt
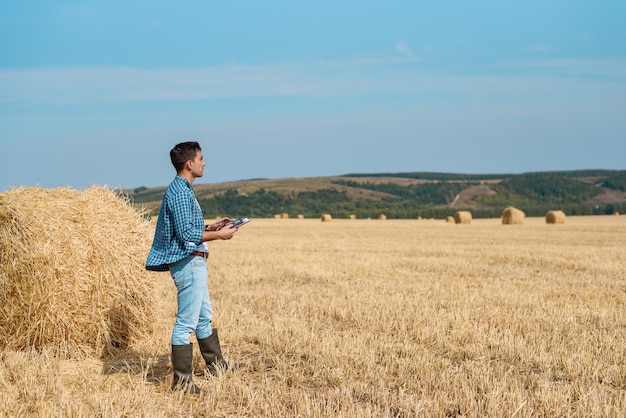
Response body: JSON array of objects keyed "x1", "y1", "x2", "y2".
[{"x1": 146, "y1": 176, "x2": 204, "y2": 271}]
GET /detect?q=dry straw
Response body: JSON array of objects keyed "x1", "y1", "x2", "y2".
[
  {"x1": 445, "y1": 216, "x2": 454, "y2": 223},
  {"x1": 502, "y1": 206, "x2": 525, "y2": 225},
  {"x1": 378, "y1": 214, "x2": 387, "y2": 220},
  {"x1": 321, "y1": 214, "x2": 332, "y2": 222},
  {"x1": 0, "y1": 186, "x2": 156, "y2": 358},
  {"x1": 349, "y1": 214, "x2": 357, "y2": 220},
  {"x1": 545, "y1": 210, "x2": 566, "y2": 224},
  {"x1": 454, "y1": 211, "x2": 472, "y2": 224}
]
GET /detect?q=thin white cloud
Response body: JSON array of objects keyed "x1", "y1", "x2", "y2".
[
  {"x1": 1, "y1": 56, "x2": 625, "y2": 107},
  {"x1": 395, "y1": 41, "x2": 417, "y2": 60},
  {"x1": 530, "y1": 44, "x2": 552, "y2": 53},
  {"x1": 0, "y1": 59, "x2": 426, "y2": 105},
  {"x1": 520, "y1": 58, "x2": 626, "y2": 78},
  {"x1": 457, "y1": 36, "x2": 474, "y2": 50}
]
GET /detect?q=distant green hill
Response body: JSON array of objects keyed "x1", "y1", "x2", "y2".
[{"x1": 126, "y1": 170, "x2": 626, "y2": 219}]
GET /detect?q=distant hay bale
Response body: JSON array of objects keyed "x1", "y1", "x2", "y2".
[
  {"x1": 280, "y1": 213, "x2": 289, "y2": 219},
  {"x1": 445, "y1": 216, "x2": 454, "y2": 223},
  {"x1": 349, "y1": 214, "x2": 357, "y2": 220},
  {"x1": 274, "y1": 214, "x2": 281, "y2": 219},
  {"x1": 0, "y1": 186, "x2": 156, "y2": 358},
  {"x1": 417, "y1": 216, "x2": 423, "y2": 221},
  {"x1": 321, "y1": 214, "x2": 332, "y2": 222},
  {"x1": 545, "y1": 210, "x2": 566, "y2": 224},
  {"x1": 297, "y1": 214, "x2": 304, "y2": 219},
  {"x1": 378, "y1": 214, "x2": 387, "y2": 220},
  {"x1": 454, "y1": 211, "x2": 472, "y2": 224},
  {"x1": 502, "y1": 206, "x2": 525, "y2": 225},
  {"x1": 614, "y1": 212, "x2": 620, "y2": 216}
]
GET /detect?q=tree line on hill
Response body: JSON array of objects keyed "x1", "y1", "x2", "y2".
[
  {"x1": 129, "y1": 170, "x2": 626, "y2": 219},
  {"x1": 195, "y1": 171, "x2": 626, "y2": 219},
  {"x1": 342, "y1": 169, "x2": 623, "y2": 182}
]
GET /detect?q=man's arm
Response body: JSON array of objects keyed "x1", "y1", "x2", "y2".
[
  {"x1": 201, "y1": 225, "x2": 237, "y2": 242},
  {"x1": 200, "y1": 217, "x2": 237, "y2": 242}
]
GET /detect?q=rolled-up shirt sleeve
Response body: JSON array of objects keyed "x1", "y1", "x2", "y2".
[{"x1": 172, "y1": 192, "x2": 203, "y2": 244}]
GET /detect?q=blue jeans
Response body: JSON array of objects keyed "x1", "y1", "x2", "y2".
[{"x1": 169, "y1": 254, "x2": 213, "y2": 345}]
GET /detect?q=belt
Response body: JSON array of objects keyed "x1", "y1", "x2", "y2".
[{"x1": 192, "y1": 251, "x2": 208, "y2": 259}]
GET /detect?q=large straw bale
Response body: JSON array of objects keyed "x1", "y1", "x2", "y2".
[
  {"x1": 378, "y1": 214, "x2": 387, "y2": 220},
  {"x1": 545, "y1": 210, "x2": 566, "y2": 224},
  {"x1": 321, "y1": 214, "x2": 332, "y2": 222},
  {"x1": 502, "y1": 206, "x2": 525, "y2": 225},
  {"x1": 0, "y1": 186, "x2": 156, "y2": 358},
  {"x1": 454, "y1": 211, "x2": 472, "y2": 224},
  {"x1": 349, "y1": 214, "x2": 357, "y2": 220}
]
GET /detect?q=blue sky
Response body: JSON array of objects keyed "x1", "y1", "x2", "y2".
[{"x1": 1, "y1": 1, "x2": 625, "y2": 191}]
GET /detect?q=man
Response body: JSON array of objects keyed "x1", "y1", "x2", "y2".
[{"x1": 146, "y1": 141, "x2": 237, "y2": 394}]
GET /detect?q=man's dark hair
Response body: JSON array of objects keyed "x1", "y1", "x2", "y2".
[{"x1": 170, "y1": 141, "x2": 201, "y2": 173}]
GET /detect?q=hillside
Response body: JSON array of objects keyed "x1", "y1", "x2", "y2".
[{"x1": 126, "y1": 169, "x2": 626, "y2": 219}]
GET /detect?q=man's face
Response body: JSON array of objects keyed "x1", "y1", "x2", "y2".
[{"x1": 189, "y1": 150, "x2": 205, "y2": 178}]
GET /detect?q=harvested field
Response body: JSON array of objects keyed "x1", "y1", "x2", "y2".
[{"x1": 1, "y1": 215, "x2": 625, "y2": 416}]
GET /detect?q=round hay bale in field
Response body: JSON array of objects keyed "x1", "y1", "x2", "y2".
[
  {"x1": 454, "y1": 211, "x2": 472, "y2": 224},
  {"x1": 445, "y1": 216, "x2": 454, "y2": 223},
  {"x1": 378, "y1": 214, "x2": 387, "y2": 220},
  {"x1": 614, "y1": 212, "x2": 620, "y2": 216},
  {"x1": 321, "y1": 214, "x2": 332, "y2": 222},
  {"x1": 297, "y1": 214, "x2": 304, "y2": 219},
  {"x1": 349, "y1": 214, "x2": 357, "y2": 220},
  {"x1": 545, "y1": 210, "x2": 566, "y2": 224},
  {"x1": 502, "y1": 206, "x2": 525, "y2": 225},
  {"x1": 280, "y1": 213, "x2": 289, "y2": 219},
  {"x1": 0, "y1": 186, "x2": 156, "y2": 358}
]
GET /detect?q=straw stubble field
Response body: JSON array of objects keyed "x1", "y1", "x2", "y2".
[{"x1": 1, "y1": 215, "x2": 625, "y2": 417}]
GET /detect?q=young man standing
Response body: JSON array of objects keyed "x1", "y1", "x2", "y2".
[{"x1": 146, "y1": 141, "x2": 237, "y2": 394}]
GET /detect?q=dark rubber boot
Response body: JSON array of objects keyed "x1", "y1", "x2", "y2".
[
  {"x1": 171, "y1": 343, "x2": 201, "y2": 394},
  {"x1": 197, "y1": 329, "x2": 229, "y2": 376}
]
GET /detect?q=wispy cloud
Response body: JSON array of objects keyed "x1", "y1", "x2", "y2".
[
  {"x1": 0, "y1": 59, "x2": 426, "y2": 106},
  {"x1": 1, "y1": 56, "x2": 625, "y2": 107},
  {"x1": 530, "y1": 44, "x2": 552, "y2": 53},
  {"x1": 519, "y1": 57, "x2": 626, "y2": 78},
  {"x1": 395, "y1": 41, "x2": 418, "y2": 60},
  {"x1": 457, "y1": 36, "x2": 474, "y2": 51}
]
